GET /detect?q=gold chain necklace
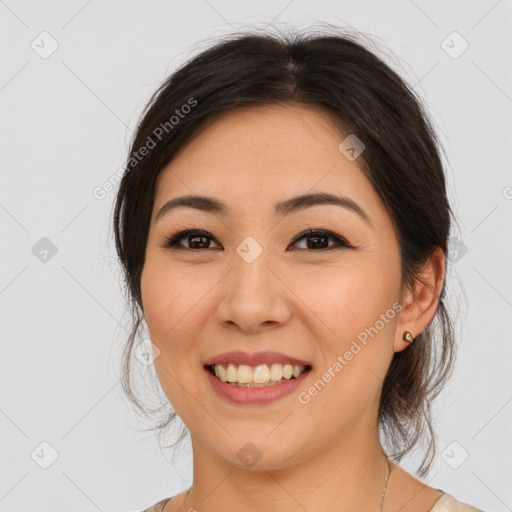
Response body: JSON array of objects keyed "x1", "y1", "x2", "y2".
[{"x1": 379, "y1": 457, "x2": 392, "y2": 512}]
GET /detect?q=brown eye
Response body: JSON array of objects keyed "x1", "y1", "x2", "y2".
[
  {"x1": 161, "y1": 230, "x2": 221, "y2": 250},
  {"x1": 289, "y1": 229, "x2": 350, "y2": 250},
  {"x1": 160, "y1": 228, "x2": 351, "y2": 251}
]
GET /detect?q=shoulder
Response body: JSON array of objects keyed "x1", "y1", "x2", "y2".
[
  {"x1": 430, "y1": 492, "x2": 485, "y2": 512},
  {"x1": 139, "y1": 497, "x2": 173, "y2": 512}
]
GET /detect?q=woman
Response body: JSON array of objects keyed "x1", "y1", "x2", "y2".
[{"x1": 113, "y1": 25, "x2": 485, "y2": 512}]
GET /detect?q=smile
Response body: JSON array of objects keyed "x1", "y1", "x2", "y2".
[
  {"x1": 206, "y1": 363, "x2": 311, "y2": 387},
  {"x1": 204, "y1": 363, "x2": 313, "y2": 405}
]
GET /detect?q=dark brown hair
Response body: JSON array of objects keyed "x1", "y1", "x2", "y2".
[{"x1": 112, "y1": 23, "x2": 456, "y2": 477}]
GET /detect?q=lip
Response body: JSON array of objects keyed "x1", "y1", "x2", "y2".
[
  {"x1": 203, "y1": 350, "x2": 312, "y2": 367},
  {"x1": 204, "y1": 365, "x2": 312, "y2": 405}
]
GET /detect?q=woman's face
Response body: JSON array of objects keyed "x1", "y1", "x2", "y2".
[{"x1": 141, "y1": 104, "x2": 410, "y2": 469}]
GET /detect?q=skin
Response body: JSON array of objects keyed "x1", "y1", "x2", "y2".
[{"x1": 140, "y1": 104, "x2": 446, "y2": 512}]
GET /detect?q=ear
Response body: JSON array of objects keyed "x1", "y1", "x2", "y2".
[{"x1": 394, "y1": 247, "x2": 446, "y2": 352}]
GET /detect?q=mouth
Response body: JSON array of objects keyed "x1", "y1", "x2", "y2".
[{"x1": 204, "y1": 363, "x2": 313, "y2": 388}]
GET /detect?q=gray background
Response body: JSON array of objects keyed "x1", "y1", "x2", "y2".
[{"x1": 1, "y1": 1, "x2": 511, "y2": 511}]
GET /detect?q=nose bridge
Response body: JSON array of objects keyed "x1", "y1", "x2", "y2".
[
  {"x1": 232, "y1": 234, "x2": 273, "y2": 295},
  {"x1": 216, "y1": 234, "x2": 290, "y2": 331},
  {"x1": 235, "y1": 234, "x2": 266, "y2": 267}
]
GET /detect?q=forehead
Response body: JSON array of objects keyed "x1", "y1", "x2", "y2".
[{"x1": 154, "y1": 104, "x2": 382, "y2": 220}]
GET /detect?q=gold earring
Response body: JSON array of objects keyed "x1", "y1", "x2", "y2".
[{"x1": 402, "y1": 330, "x2": 415, "y2": 343}]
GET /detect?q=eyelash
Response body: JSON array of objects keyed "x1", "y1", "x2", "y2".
[{"x1": 158, "y1": 228, "x2": 352, "y2": 252}]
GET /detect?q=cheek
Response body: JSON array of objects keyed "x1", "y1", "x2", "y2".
[
  {"x1": 294, "y1": 265, "x2": 399, "y2": 422},
  {"x1": 294, "y1": 258, "x2": 400, "y2": 341},
  {"x1": 141, "y1": 265, "x2": 189, "y2": 366},
  {"x1": 141, "y1": 260, "x2": 201, "y2": 335},
  {"x1": 140, "y1": 261, "x2": 214, "y2": 375},
  {"x1": 141, "y1": 266, "x2": 207, "y2": 414}
]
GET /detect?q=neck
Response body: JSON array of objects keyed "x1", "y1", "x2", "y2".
[{"x1": 183, "y1": 416, "x2": 390, "y2": 512}]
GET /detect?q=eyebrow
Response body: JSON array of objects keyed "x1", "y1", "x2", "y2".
[{"x1": 155, "y1": 192, "x2": 372, "y2": 225}]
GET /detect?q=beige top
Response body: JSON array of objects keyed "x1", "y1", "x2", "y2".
[
  {"x1": 140, "y1": 491, "x2": 485, "y2": 511},
  {"x1": 429, "y1": 493, "x2": 485, "y2": 511}
]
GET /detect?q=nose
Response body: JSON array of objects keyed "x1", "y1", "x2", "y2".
[{"x1": 215, "y1": 249, "x2": 291, "y2": 334}]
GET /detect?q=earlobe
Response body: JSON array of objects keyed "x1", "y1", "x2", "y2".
[{"x1": 394, "y1": 247, "x2": 446, "y2": 352}]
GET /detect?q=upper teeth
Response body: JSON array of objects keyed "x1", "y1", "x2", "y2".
[{"x1": 213, "y1": 363, "x2": 306, "y2": 384}]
